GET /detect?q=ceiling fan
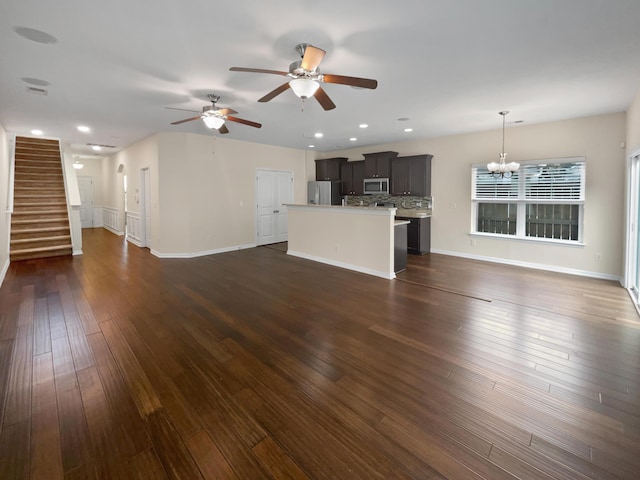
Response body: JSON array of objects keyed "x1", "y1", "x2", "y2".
[
  {"x1": 169, "y1": 94, "x2": 262, "y2": 133},
  {"x1": 229, "y1": 43, "x2": 378, "y2": 111}
]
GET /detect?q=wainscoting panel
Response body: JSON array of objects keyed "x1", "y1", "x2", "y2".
[
  {"x1": 103, "y1": 207, "x2": 123, "y2": 235},
  {"x1": 93, "y1": 207, "x2": 104, "y2": 228},
  {"x1": 126, "y1": 212, "x2": 142, "y2": 247}
]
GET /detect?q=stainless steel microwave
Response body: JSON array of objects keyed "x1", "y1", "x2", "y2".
[{"x1": 363, "y1": 178, "x2": 389, "y2": 194}]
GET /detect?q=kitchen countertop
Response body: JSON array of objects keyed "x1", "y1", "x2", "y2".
[{"x1": 395, "y1": 209, "x2": 431, "y2": 218}]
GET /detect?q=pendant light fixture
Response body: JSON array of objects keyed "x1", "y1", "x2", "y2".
[{"x1": 487, "y1": 110, "x2": 519, "y2": 178}]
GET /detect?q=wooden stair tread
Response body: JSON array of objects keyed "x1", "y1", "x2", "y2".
[
  {"x1": 11, "y1": 226, "x2": 70, "y2": 234},
  {"x1": 14, "y1": 201, "x2": 67, "y2": 206},
  {"x1": 14, "y1": 194, "x2": 66, "y2": 199},
  {"x1": 10, "y1": 244, "x2": 72, "y2": 254},
  {"x1": 12, "y1": 217, "x2": 69, "y2": 223},
  {"x1": 12, "y1": 211, "x2": 69, "y2": 217},
  {"x1": 11, "y1": 234, "x2": 71, "y2": 245}
]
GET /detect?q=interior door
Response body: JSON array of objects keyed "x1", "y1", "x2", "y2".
[
  {"x1": 256, "y1": 169, "x2": 294, "y2": 246},
  {"x1": 141, "y1": 167, "x2": 151, "y2": 247},
  {"x1": 275, "y1": 171, "x2": 293, "y2": 242},
  {"x1": 77, "y1": 176, "x2": 94, "y2": 228}
]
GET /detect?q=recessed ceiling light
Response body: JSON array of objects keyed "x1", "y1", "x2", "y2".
[
  {"x1": 308, "y1": 145, "x2": 315, "y2": 148},
  {"x1": 404, "y1": 128, "x2": 413, "y2": 133},
  {"x1": 314, "y1": 132, "x2": 323, "y2": 138},
  {"x1": 31, "y1": 129, "x2": 43, "y2": 135},
  {"x1": 398, "y1": 117, "x2": 410, "y2": 122},
  {"x1": 359, "y1": 124, "x2": 368, "y2": 129},
  {"x1": 349, "y1": 137, "x2": 357, "y2": 142},
  {"x1": 26, "y1": 86, "x2": 47, "y2": 96},
  {"x1": 92, "y1": 145, "x2": 101, "y2": 151},
  {"x1": 77, "y1": 125, "x2": 90, "y2": 133}
]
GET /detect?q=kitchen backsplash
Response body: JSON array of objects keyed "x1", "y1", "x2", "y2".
[{"x1": 345, "y1": 194, "x2": 433, "y2": 215}]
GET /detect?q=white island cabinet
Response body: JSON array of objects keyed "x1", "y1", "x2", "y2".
[{"x1": 285, "y1": 204, "x2": 399, "y2": 279}]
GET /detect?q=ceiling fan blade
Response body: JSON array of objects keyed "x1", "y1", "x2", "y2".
[
  {"x1": 229, "y1": 67, "x2": 288, "y2": 76},
  {"x1": 226, "y1": 116, "x2": 262, "y2": 128},
  {"x1": 216, "y1": 108, "x2": 238, "y2": 116},
  {"x1": 171, "y1": 115, "x2": 202, "y2": 125},
  {"x1": 314, "y1": 86, "x2": 336, "y2": 111},
  {"x1": 300, "y1": 45, "x2": 326, "y2": 71},
  {"x1": 321, "y1": 74, "x2": 378, "y2": 89},
  {"x1": 258, "y1": 83, "x2": 291, "y2": 103},
  {"x1": 218, "y1": 124, "x2": 230, "y2": 134},
  {"x1": 165, "y1": 106, "x2": 200, "y2": 113}
]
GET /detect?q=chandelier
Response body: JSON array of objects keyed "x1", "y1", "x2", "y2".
[{"x1": 487, "y1": 111, "x2": 519, "y2": 178}]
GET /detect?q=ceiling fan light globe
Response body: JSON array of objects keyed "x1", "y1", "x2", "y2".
[
  {"x1": 289, "y1": 78, "x2": 320, "y2": 99},
  {"x1": 202, "y1": 115, "x2": 225, "y2": 129}
]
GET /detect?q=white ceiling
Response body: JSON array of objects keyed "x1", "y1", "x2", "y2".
[{"x1": 2, "y1": 0, "x2": 640, "y2": 157}]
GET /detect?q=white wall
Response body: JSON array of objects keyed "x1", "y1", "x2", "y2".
[
  {"x1": 102, "y1": 135, "x2": 159, "y2": 236},
  {"x1": 317, "y1": 112, "x2": 627, "y2": 279},
  {"x1": 627, "y1": 87, "x2": 640, "y2": 154},
  {"x1": 0, "y1": 123, "x2": 10, "y2": 283},
  {"x1": 288, "y1": 205, "x2": 395, "y2": 279},
  {"x1": 102, "y1": 132, "x2": 309, "y2": 256}
]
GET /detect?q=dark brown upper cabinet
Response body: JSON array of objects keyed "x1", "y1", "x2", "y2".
[
  {"x1": 340, "y1": 161, "x2": 365, "y2": 195},
  {"x1": 390, "y1": 154, "x2": 433, "y2": 196},
  {"x1": 315, "y1": 157, "x2": 348, "y2": 181},
  {"x1": 363, "y1": 151, "x2": 398, "y2": 178}
]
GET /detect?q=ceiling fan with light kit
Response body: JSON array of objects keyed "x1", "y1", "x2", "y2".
[
  {"x1": 229, "y1": 43, "x2": 378, "y2": 110},
  {"x1": 168, "y1": 94, "x2": 262, "y2": 133}
]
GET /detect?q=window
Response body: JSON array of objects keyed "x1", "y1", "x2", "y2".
[{"x1": 472, "y1": 158, "x2": 585, "y2": 243}]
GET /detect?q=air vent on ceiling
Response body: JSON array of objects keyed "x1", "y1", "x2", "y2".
[
  {"x1": 26, "y1": 86, "x2": 47, "y2": 96},
  {"x1": 86, "y1": 143, "x2": 116, "y2": 149}
]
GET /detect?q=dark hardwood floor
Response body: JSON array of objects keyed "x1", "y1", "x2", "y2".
[{"x1": 1, "y1": 228, "x2": 639, "y2": 479}]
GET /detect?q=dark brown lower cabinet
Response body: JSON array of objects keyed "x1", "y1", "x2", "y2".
[
  {"x1": 397, "y1": 216, "x2": 431, "y2": 254},
  {"x1": 394, "y1": 223, "x2": 408, "y2": 273}
]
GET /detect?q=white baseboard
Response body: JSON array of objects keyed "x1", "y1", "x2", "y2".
[
  {"x1": 126, "y1": 235, "x2": 143, "y2": 248},
  {"x1": 103, "y1": 225, "x2": 124, "y2": 236},
  {"x1": 0, "y1": 257, "x2": 9, "y2": 288},
  {"x1": 287, "y1": 250, "x2": 395, "y2": 280},
  {"x1": 150, "y1": 243, "x2": 256, "y2": 259},
  {"x1": 431, "y1": 248, "x2": 623, "y2": 283}
]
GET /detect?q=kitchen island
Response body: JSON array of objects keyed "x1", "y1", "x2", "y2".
[{"x1": 286, "y1": 204, "x2": 404, "y2": 279}]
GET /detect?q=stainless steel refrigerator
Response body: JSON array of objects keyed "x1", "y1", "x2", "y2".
[{"x1": 307, "y1": 181, "x2": 342, "y2": 205}]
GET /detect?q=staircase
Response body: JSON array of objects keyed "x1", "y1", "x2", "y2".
[{"x1": 10, "y1": 136, "x2": 73, "y2": 261}]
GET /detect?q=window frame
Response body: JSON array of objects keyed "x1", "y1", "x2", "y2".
[{"x1": 471, "y1": 157, "x2": 586, "y2": 245}]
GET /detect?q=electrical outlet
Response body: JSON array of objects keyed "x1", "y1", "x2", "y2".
[
  {"x1": 471, "y1": 239, "x2": 476, "y2": 246},
  {"x1": 595, "y1": 253, "x2": 602, "y2": 262}
]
